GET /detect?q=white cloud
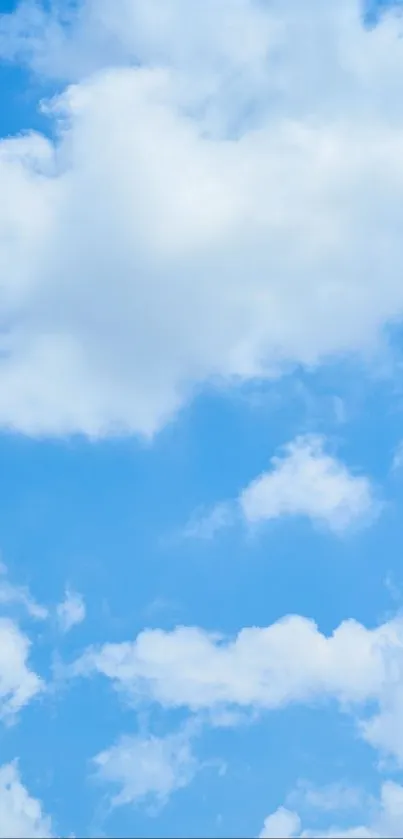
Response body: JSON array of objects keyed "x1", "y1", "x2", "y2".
[
  {"x1": 239, "y1": 435, "x2": 376, "y2": 533},
  {"x1": 0, "y1": 618, "x2": 43, "y2": 721},
  {"x1": 73, "y1": 611, "x2": 403, "y2": 764},
  {"x1": 0, "y1": 0, "x2": 277, "y2": 94},
  {"x1": 93, "y1": 726, "x2": 199, "y2": 810},
  {"x1": 360, "y1": 684, "x2": 403, "y2": 764},
  {"x1": 0, "y1": 761, "x2": 53, "y2": 838},
  {"x1": 186, "y1": 436, "x2": 376, "y2": 536},
  {"x1": 0, "y1": 565, "x2": 44, "y2": 723},
  {"x1": 0, "y1": 561, "x2": 48, "y2": 621},
  {"x1": 0, "y1": 2, "x2": 402, "y2": 435},
  {"x1": 259, "y1": 780, "x2": 403, "y2": 838},
  {"x1": 56, "y1": 588, "x2": 85, "y2": 633},
  {"x1": 260, "y1": 807, "x2": 302, "y2": 838}
]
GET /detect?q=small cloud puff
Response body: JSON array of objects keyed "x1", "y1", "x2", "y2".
[
  {"x1": 187, "y1": 435, "x2": 378, "y2": 538},
  {"x1": 56, "y1": 589, "x2": 86, "y2": 634},
  {"x1": 239, "y1": 435, "x2": 377, "y2": 534}
]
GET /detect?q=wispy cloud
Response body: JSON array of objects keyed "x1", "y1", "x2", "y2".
[
  {"x1": 0, "y1": 561, "x2": 47, "y2": 621},
  {"x1": 56, "y1": 588, "x2": 86, "y2": 634},
  {"x1": 93, "y1": 724, "x2": 200, "y2": 811}
]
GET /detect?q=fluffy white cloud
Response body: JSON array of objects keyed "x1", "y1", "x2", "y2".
[
  {"x1": 0, "y1": 762, "x2": 53, "y2": 839},
  {"x1": 186, "y1": 435, "x2": 376, "y2": 536},
  {"x1": 73, "y1": 611, "x2": 403, "y2": 763},
  {"x1": 260, "y1": 807, "x2": 303, "y2": 839},
  {"x1": 0, "y1": 618, "x2": 43, "y2": 721},
  {"x1": 94, "y1": 726, "x2": 199, "y2": 809},
  {"x1": 239, "y1": 435, "x2": 376, "y2": 533},
  {"x1": 0, "y1": 0, "x2": 276, "y2": 93},
  {"x1": 259, "y1": 780, "x2": 403, "y2": 838},
  {"x1": 0, "y1": 2, "x2": 403, "y2": 436},
  {"x1": 56, "y1": 588, "x2": 85, "y2": 633}
]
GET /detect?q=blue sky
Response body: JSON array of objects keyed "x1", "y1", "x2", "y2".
[{"x1": 2, "y1": 1, "x2": 403, "y2": 837}]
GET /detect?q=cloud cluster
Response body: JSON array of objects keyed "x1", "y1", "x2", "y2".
[
  {"x1": 1, "y1": 0, "x2": 403, "y2": 834},
  {"x1": 73, "y1": 611, "x2": 403, "y2": 764},
  {"x1": 0, "y1": 1, "x2": 403, "y2": 436},
  {"x1": 259, "y1": 780, "x2": 403, "y2": 838}
]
